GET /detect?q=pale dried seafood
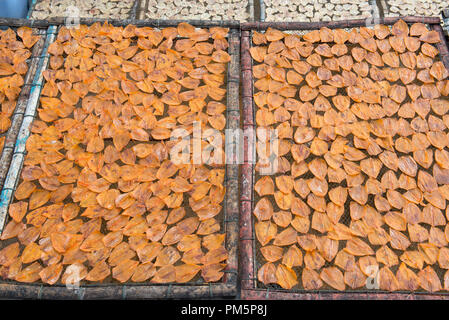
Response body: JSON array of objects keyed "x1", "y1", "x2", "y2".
[
  {"x1": 264, "y1": 0, "x2": 373, "y2": 22},
  {"x1": 0, "y1": 27, "x2": 40, "y2": 153},
  {"x1": 31, "y1": 0, "x2": 135, "y2": 20},
  {"x1": 0, "y1": 23, "x2": 230, "y2": 285}
]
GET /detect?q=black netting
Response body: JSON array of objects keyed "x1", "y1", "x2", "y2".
[{"x1": 250, "y1": 24, "x2": 449, "y2": 293}]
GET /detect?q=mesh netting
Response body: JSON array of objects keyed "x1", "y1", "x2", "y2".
[{"x1": 250, "y1": 23, "x2": 449, "y2": 293}]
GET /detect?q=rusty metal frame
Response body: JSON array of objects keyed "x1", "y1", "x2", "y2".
[
  {"x1": 240, "y1": 16, "x2": 449, "y2": 300},
  {"x1": 0, "y1": 20, "x2": 240, "y2": 300}
]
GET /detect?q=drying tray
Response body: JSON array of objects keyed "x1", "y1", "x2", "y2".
[
  {"x1": 27, "y1": 0, "x2": 141, "y2": 21},
  {"x1": 240, "y1": 16, "x2": 449, "y2": 300},
  {"x1": 138, "y1": 0, "x2": 255, "y2": 22},
  {"x1": 443, "y1": 9, "x2": 449, "y2": 36},
  {"x1": 0, "y1": 18, "x2": 240, "y2": 299},
  {"x1": 259, "y1": 0, "x2": 378, "y2": 23},
  {"x1": 379, "y1": 0, "x2": 446, "y2": 21}
]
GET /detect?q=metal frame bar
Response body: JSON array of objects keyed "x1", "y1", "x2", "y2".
[
  {"x1": 442, "y1": 9, "x2": 449, "y2": 36},
  {"x1": 259, "y1": 0, "x2": 379, "y2": 23},
  {"x1": 444, "y1": 9, "x2": 449, "y2": 20},
  {"x1": 0, "y1": 17, "x2": 240, "y2": 29},
  {"x1": 381, "y1": 0, "x2": 443, "y2": 19},
  {"x1": 242, "y1": 15, "x2": 441, "y2": 30},
  {"x1": 259, "y1": 0, "x2": 265, "y2": 22},
  {"x1": 137, "y1": 0, "x2": 147, "y2": 20}
]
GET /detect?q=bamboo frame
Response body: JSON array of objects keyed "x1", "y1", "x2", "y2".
[
  {"x1": 0, "y1": 21, "x2": 240, "y2": 300},
  {"x1": 240, "y1": 16, "x2": 449, "y2": 300}
]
